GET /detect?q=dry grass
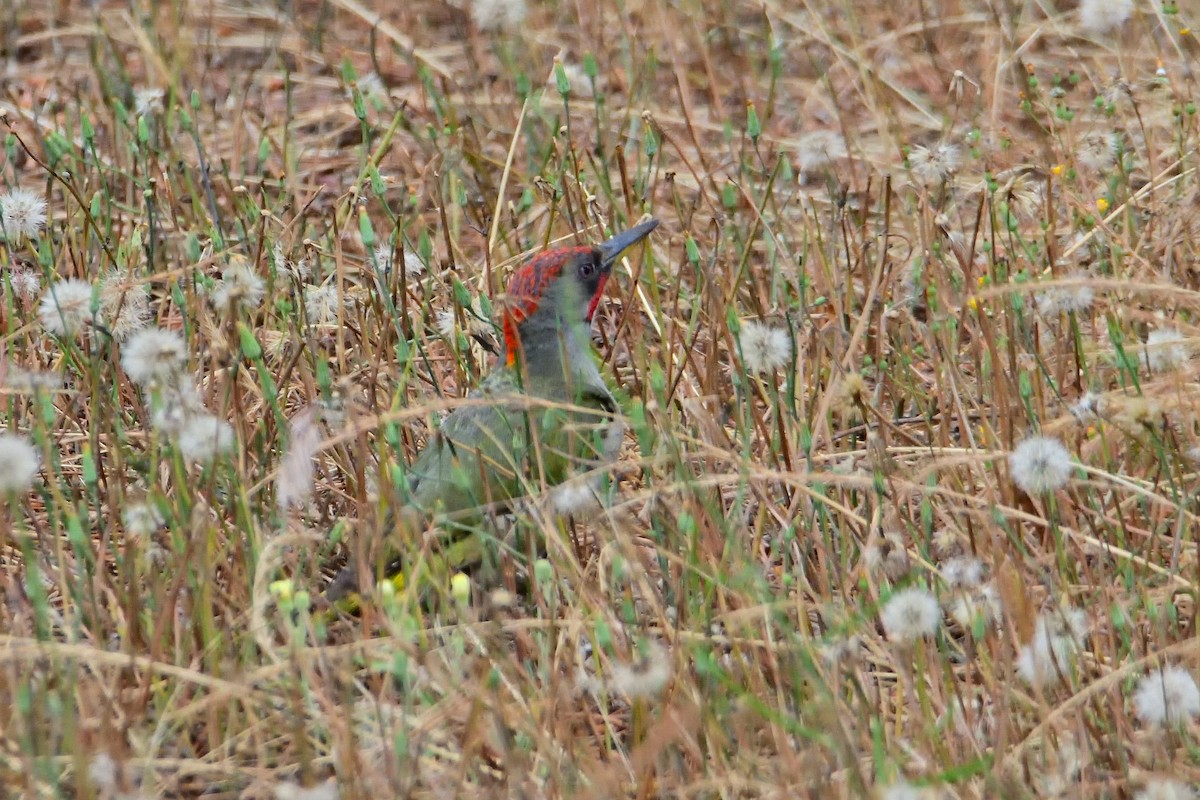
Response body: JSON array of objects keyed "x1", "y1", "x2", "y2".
[{"x1": 2, "y1": 0, "x2": 1199, "y2": 797}]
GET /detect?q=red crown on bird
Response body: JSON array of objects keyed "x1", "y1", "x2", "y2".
[{"x1": 498, "y1": 219, "x2": 659, "y2": 367}]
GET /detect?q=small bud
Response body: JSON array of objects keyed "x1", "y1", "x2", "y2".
[{"x1": 451, "y1": 572, "x2": 471, "y2": 605}]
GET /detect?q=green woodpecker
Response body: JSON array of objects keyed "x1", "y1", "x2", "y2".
[{"x1": 326, "y1": 218, "x2": 659, "y2": 608}]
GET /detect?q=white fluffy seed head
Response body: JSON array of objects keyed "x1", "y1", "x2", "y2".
[
  {"x1": 87, "y1": 752, "x2": 118, "y2": 791},
  {"x1": 550, "y1": 480, "x2": 601, "y2": 516},
  {"x1": 9, "y1": 268, "x2": 40, "y2": 300},
  {"x1": 1079, "y1": 0, "x2": 1133, "y2": 34},
  {"x1": 795, "y1": 129, "x2": 847, "y2": 175},
  {"x1": 211, "y1": 259, "x2": 266, "y2": 311},
  {"x1": 908, "y1": 141, "x2": 961, "y2": 184},
  {"x1": 272, "y1": 778, "x2": 340, "y2": 800},
  {"x1": 1133, "y1": 665, "x2": 1200, "y2": 727},
  {"x1": 304, "y1": 283, "x2": 350, "y2": 326},
  {"x1": 610, "y1": 640, "x2": 672, "y2": 698},
  {"x1": 134, "y1": 87, "x2": 164, "y2": 117},
  {"x1": 1016, "y1": 608, "x2": 1087, "y2": 687},
  {"x1": 738, "y1": 319, "x2": 793, "y2": 374},
  {"x1": 1075, "y1": 131, "x2": 1120, "y2": 171},
  {"x1": 146, "y1": 380, "x2": 205, "y2": 436},
  {"x1": 38, "y1": 278, "x2": 94, "y2": 338},
  {"x1": 470, "y1": 0, "x2": 527, "y2": 31},
  {"x1": 0, "y1": 432, "x2": 40, "y2": 493},
  {"x1": 880, "y1": 586, "x2": 941, "y2": 643},
  {"x1": 1036, "y1": 275, "x2": 1095, "y2": 316},
  {"x1": 1071, "y1": 392, "x2": 1101, "y2": 421},
  {"x1": 121, "y1": 328, "x2": 187, "y2": 387},
  {"x1": 945, "y1": 583, "x2": 1003, "y2": 631},
  {"x1": 98, "y1": 269, "x2": 151, "y2": 341},
  {"x1": 878, "y1": 779, "x2": 930, "y2": 800},
  {"x1": 0, "y1": 187, "x2": 47, "y2": 242},
  {"x1": 1145, "y1": 328, "x2": 1190, "y2": 372},
  {"x1": 940, "y1": 556, "x2": 984, "y2": 588},
  {"x1": 1135, "y1": 779, "x2": 1197, "y2": 800},
  {"x1": 123, "y1": 502, "x2": 165, "y2": 539},
  {"x1": 1009, "y1": 435, "x2": 1073, "y2": 495},
  {"x1": 175, "y1": 413, "x2": 234, "y2": 465}
]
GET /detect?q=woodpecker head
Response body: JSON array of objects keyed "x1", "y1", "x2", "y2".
[{"x1": 501, "y1": 218, "x2": 658, "y2": 365}]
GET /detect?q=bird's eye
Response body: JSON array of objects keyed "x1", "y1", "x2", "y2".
[{"x1": 578, "y1": 259, "x2": 597, "y2": 279}]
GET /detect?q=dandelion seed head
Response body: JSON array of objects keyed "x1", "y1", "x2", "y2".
[
  {"x1": 356, "y1": 72, "x2": 386, "y2": 101},
  {"x1": 550, "y1": 480, "x2": 600, "y2": 516},
  {"x1": 940, "y1": 556, "x2": 984, "y2": 588},
  {"x1": 211, "y1": 258, "x2": 266, "y2": 311},
  {"x1": 133, "y1": 87, "x2": 164, "y2": 117},
  {"x1": 272, "y1": 778, "x2": 340, "y2": 800},
  {"x1": 88, "y1": 752, "x2": 118, "y2": 791},
  {"x1": 435, "y1": 309, "x2": 459, "y2": 339},
  {"x1": 1036, "y1": 275, "x2": 1095, "y2": 315},
  {"x1": 946, "y1": 582, "x2": 1003, "y2": 630},
  {"x1": 555, "y1": 62, "x2": 593, "y2": 97},
  {"x1": 738, "y1": 319, "x2": 792, "y2": 373},
  {"x1": 909, "y1": 141, "x2": 961, "y2": 184},
  {"x1": 370, "y1": 244, "x2": 394, "y2": 274},
  {"x1": 611, "y1": 640, "x2": 672, "y2": 698},
  {"x1": 147, "y1": 380, "x2": 204, "y2": 436},
  {"x1": 1145, "y1": 328, "x2": 1190, "y2": 372},
  {"x1": 863, "y1": 531, "x2": 911, "y2": 581},
  {"x1": 942, "y1": 692, "x2": 996, "y2": 743},
  {"x1": 277, "y1": 405, "x2": 323, "y2": 512},
  {"x1": 470, "y1": 0, "x2": 527, "y2": 30},
  {"x1": 304, "y1": 283, "x2": 349, "y2": 326},
  {"x1": 1009, "y1": 435, "x2": 1073, "y2": 495},
  {"x1": 880, "y1": 586, "x2": 940, "y2": 643},
  {"x1": 98, "y1": 270, "x2": 151, "y2": 341},
  {"x1": 175, "y1": 413, "x2": 234, "y2": 464},
  {"x1": 1, "y1": 364, "x2": 59, "y2": 393},
  {"x1": 1133, "y1": 665, "x2": 1200, "y2": 727},
  {"x1": 271, "y1": 241, "x2": 286, "y2": 268},
  {"x1": 1080, "y1": 0, "x2": 1134, "y2": 34},
  {"x1": 123, "y1": 502, "x2": 165, "y2": 539},
  {"x1": 1034, "y1": 738, "x2": 1086, "y2": 798},
  {"x1": 0, "y1": 187, "x2": 47, "y2": 242},
  {"x1": 795, "y1": 129, "x2": 847, "y2": 176},
  {"x1": 404, "y1": 250, "x2": 428, "y2": 276},
  {"x1": 1136, "y1": 779, "x2": 1197, "y2": 800},
  {"x1": 1016, "y1": 609, "x2": 1086, "y2": 687},
  {"x1": 9, "y1": 267, "x2": 40, "y2": 300},
  {"x1": 1076, "y1": 131, "x2": 1121, "y2": 171},
  {"x1": 878, "y1": 779, "x2": 932, "y2": 800},
  {"x1": 38, "y1": 278, "x2": 94, "y2": 337},
  {"x1": 1071, "y1": 391, "x2": 1101, "y2": 421},
  {"x1": 121, "y1": 328, "x2": 187, "y2": 388},
  {"x1": 818, "y1": 634, "x2": 862, "y2": 666},
  {"x1": 0, "y1": 432, "x2": 39, "y2": 493},
  {"x1": 1002, "y1": 174, "x2": 1043, "y2": 221}
]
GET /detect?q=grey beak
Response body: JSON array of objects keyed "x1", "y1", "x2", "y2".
[{"x1": 598, "y1": 218, "x2": 659, "y2": 267}]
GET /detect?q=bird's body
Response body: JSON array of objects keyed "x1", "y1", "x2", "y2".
[{"x1": 325, "y1": 220, "x2": 657, "y2": 608}]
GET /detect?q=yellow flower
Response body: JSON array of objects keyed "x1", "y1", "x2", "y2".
[
  {"x1": 967, "y1": 296, "x2": 979, "y2": 311},
  {"x1": 1096, "y1": 197, "x2": 1110, "y2": 213},
  {"x1": 270, "y1": 579, "x2": 295, "y2": 602},
  {"x1": 1051, "y1": 164, "x2": 1064, "y2": 176}
]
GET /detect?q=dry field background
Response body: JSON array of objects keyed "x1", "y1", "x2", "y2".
[{"x1": 1, "y1": 0, "x2": 1199, "y2": 797}]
